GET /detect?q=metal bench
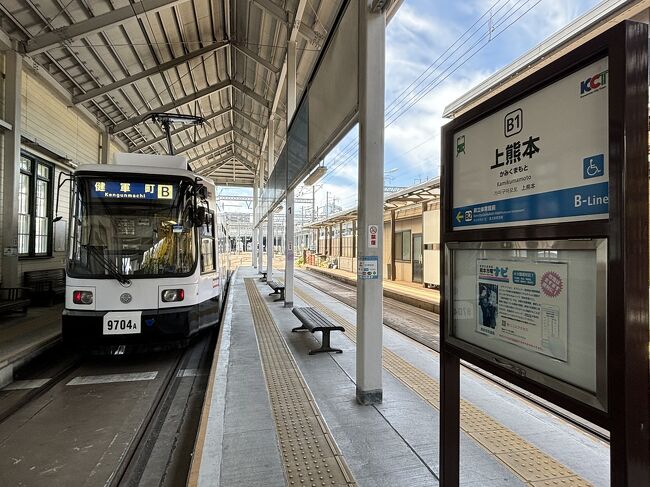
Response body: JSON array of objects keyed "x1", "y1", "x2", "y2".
[
  {"x1": 291, "y1": 306, "x2": 345, "y2": 355},
  {"x1": 259, "y1": 271, "x2": 268, "y2": 282},
  {"x1": 0, "y1": 287, "x2": 31, "y2": 315},
  {"x1": 267, "y1": 280, "x2": 285, "y2": 302},
  {"x1": 23, "y1": 268, "x2": 65, "y2": 305}
]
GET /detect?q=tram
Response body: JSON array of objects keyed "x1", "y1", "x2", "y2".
[{"x1": 61, "y1": 153, "x2": 227, "y2": 345}]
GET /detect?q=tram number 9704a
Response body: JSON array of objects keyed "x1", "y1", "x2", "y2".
[
  {"x1": 102, "y1": 312, "x2": 142, "y2": 335},
  {"x1": 107, "y1": 319, "x2": 136, "y2": 331}
]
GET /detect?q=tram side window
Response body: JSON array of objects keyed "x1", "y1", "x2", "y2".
[{"x1": 200, "y1": 211, "x2": 216, "y2": 273}]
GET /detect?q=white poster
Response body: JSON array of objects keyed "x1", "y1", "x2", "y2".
[
  {"x1": 476, "y1": 259, "x2": 568, "y2": 361},
  {"x1": 453, "y1": 57, "x2": 609, "y2": 230}
]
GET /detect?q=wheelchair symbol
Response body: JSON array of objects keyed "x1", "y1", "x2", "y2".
[
  {"x1": 583, "y1": 154, "x2": 604, "y2": 180},
  {"x1": 586, "y1": 158, "x2": 601, "y2": 177}
]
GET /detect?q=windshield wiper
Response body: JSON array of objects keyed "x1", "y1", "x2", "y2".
[{"x1": 87, "y1": 246, "x2": 131, "y2": 286}]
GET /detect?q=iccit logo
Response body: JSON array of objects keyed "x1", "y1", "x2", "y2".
[{"x1": 580, "y1": 70, "x2": 608, "y2": 97}]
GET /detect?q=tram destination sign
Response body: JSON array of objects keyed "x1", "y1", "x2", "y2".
[
  {"x1": 452, "y1": 57, "x2": 608, "y2": 230},
  {"x1": 90, "y1": 181, "x2": 175, "y2": 200}
]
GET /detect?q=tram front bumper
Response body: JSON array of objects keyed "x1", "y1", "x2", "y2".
[{"x1": 62, "y1": 305, "x2": 199, "y2": 345}]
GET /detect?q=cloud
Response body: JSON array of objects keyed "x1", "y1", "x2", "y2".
[{"x1": 297, "y1": 0, "x2": 602, "y2": 210}]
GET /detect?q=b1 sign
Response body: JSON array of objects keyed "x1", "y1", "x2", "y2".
[{"x1": 452, "y1": 58, "x2": 609, "y2": 230}]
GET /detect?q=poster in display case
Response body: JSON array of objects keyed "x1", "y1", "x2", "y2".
[{"x1": 446, "y1": 239, "x2": 607, "y2": 411}]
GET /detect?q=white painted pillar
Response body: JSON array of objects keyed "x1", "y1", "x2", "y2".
[
  {"x1": 266, "y1": 117, "x2": 275, "y2": 280},
  {"x1": 252, "y1": 176, "x2": 258, "y2": 268},
  {"x1": 284, "y1": 39, "x2": 297, "y2": 306},
  {"x1": 356, "y1": 1, "x2": 385, "y2": 405},
  {"x1": 1, "y1": 48, "x2": 22, "y2": 287}
]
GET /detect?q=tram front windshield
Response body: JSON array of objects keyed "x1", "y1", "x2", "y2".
[{"x1": 67, "y1": 177, "x2": 196, "y2": 278}]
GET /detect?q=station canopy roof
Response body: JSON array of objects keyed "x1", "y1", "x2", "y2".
[
  {"x1": 0, "y1": 0, "x2": 353, "y2": 187},
  {"x1": 307, "y1": 177, "x2": 440, "y2": 228}
]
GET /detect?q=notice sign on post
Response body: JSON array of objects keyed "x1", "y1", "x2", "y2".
[
  {"x1": 453, "y1": 58, "x2": 608, "y2": 230},
  {"x1": 358, "y1": 256, "x2": 378, "y2": 280},
  {"x1": 367, "y1": 225, "x2": 378, "y2": 248}
]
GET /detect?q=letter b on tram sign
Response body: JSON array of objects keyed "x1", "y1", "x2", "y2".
[
  {"x1": 157, "y1": 184, "x2": 173, "y2": 199},
  {"x1": 504, "y1": 108, "x2": 523, "y2": 137}
]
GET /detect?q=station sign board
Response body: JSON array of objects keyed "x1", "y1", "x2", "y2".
[
  {"x1": 440, "y1": 21, "x2": 648, "y2": 487},
  {"x1": 452, "y1": 58, "x2": 608, "y2": 230}
]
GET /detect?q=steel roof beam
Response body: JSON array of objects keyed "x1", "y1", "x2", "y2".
[
  {"x1": 130, "y1": 105, "x2": 231, "y2": 152},
  {"x1": 74, "y1": 41, "x2": 228, "y2": 105},
  {"x1": 110, "y1": 79, "x2": 230, "y2": 134},
  {"x1": 234, "y1": 142, "x2": 261, "y2": 160},
  {"x1": 24, "y1": 0, "x2": 190, "y2": 55},
  {"x1": 251, "y1": 0, "x2": 288, "y2": 23},
  {"x1": 188, "y1": 144, "x2": 233, "y2": 165},
  {"x1": 176, "y1": 127, "x2": 232, "y2": 154},
  {"x1": 232, "y1": 80, "x2": 272, "y2": 109},
  {"x1": 211, "y1": 156, "x2": 256, "y2": 175},
  {"x1": 194, "y1": 151, "x2": 235, "y2": 174},
  {"x1": 233, "y1": 43, "x2": 281, "y2": 74},
  {"x1": 261, "y1": 0, "x2": 307, "y2": 157},
  {"x1": 233, "y1": 108, "x2": 266, "y2": 129},
  {"x1": 233, "y1": 126, "x2": 263, "y2": 147}
]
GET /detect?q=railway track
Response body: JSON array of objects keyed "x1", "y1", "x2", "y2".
[
  {"x1": 294, "y1": 268, "x2": 610, "y2": 443},
  {"x1": 0, "y1": 331, "x2": 217, "y2": 487}
]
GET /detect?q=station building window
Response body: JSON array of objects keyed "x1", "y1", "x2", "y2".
[
  {"x1": 395, "y1": 230, "x2": 411, "y2": 262},
  {"x1": 18, "y1": 152, "x2": 53, "y2": 258},
  {"x1": 200, "y1": 210, "x2": 216, "y2": 273}
]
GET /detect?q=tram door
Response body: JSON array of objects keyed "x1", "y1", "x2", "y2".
[{"x1": 412, "y1": 233, "x2": 423, "y2": 284}]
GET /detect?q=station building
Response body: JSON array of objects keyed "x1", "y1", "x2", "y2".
[
  {"x1": 303, "y1": 179, "x2": 441, "y2": 287},
  {"x1": 0, "y1": 1, "x2": 648, "y2": 486}
]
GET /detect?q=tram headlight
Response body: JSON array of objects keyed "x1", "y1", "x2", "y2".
[
  {"x1": 161, "y1": 289, "x2": 185, "y2": 302},
  {"x1": 73, "y1": 290, "x2": 93, "y2": 305}
]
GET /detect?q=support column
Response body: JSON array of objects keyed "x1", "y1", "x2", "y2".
[
  {"x1": 284, "y1": 39, "x2": 297, "y2": 307},
  {"x1": 356, "y1": 2, "x2": 385, "y2": 405},
  {"x1": 285, "y1": 190, "x2": 295, "y2": 306},
  {"x1": 252, "y1": 178, "x2": 258, "y2": 268},
  {"x1": 339, "y1": 223, "x2": 343, "y2": 257},
  {"x1": 390, "y1": 209, "x2": 396, "y2": 281},
  {"x1": 2, "y1": 48, "x2": 22, "y2": 287},
  {"x1": 266, "y1": 118, "x2": 275, "y2": 279},
  {"x1": 257, "y1": 224, "x2": 263, "y2": 270},
  {"x1": 352, "y1": 220, "x2": 357, "y2": 258},
  {"x1": 101, "y1": 128, "x2": 110, "y2": 164}
]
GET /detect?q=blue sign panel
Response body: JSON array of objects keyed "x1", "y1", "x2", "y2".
[
  {"x1": 91, "y1": 181, "x2": 174, "y2": 200},
  {"x1": 452, "y1": 182, "x2": 608, "y2": 228}
]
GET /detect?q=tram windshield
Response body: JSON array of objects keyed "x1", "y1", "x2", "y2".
[{"x1": 67, "y1": 176, "x2": 197, "y2": 278}]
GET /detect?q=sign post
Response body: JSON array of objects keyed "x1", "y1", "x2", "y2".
[{"x1": 440, "y1": 21, "x2": 648, "y2": 486}]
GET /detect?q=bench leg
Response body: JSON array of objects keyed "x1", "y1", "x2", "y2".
[
  {"x1": 274, "y1": 290, "x2": 285, "y2": 302},
  {"x1": 309, "y1": 330, "x2": 343, "y2": 355}
]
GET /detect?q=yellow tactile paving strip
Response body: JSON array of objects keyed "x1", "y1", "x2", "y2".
[
  {"x1": 295, "y1": 286, "x2": 593, "y2": 487},
  {"x1": 245, "y1": 279, "x2": 356, "y2": 487}
]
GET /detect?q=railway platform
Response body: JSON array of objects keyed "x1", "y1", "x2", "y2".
[
  {"x1": 302, "y1": 264, "x2": 440, "y2": 313},
  {"x1": 0, "y1": 305, "x2": 62, "y2": 389},
  {"x1": 189, "y1": 267, "x2": 609, "y2": 487}
]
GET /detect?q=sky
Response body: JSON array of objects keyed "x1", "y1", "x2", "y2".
[
  {"x1": 221, "y1": 0, "x2": 604, "y2": 218},
  {"x1": 305, "y1": 0, "x2": 604, "y2": 216}
]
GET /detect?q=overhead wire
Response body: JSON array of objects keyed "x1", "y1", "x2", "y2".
[
  {"x1": 386, "y1": 0, "x2": 542, "y2": 126},
  {"x1": 319, "y1": 0, "x2": 544, "y2": 186}
]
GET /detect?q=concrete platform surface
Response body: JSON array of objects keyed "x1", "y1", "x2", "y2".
[
  {"x1": 191, "y1": 267, "x2": 609, "y2": 487},
  {"x1": 0, "y1": 304, "x2": 62, "y2": 388}
]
